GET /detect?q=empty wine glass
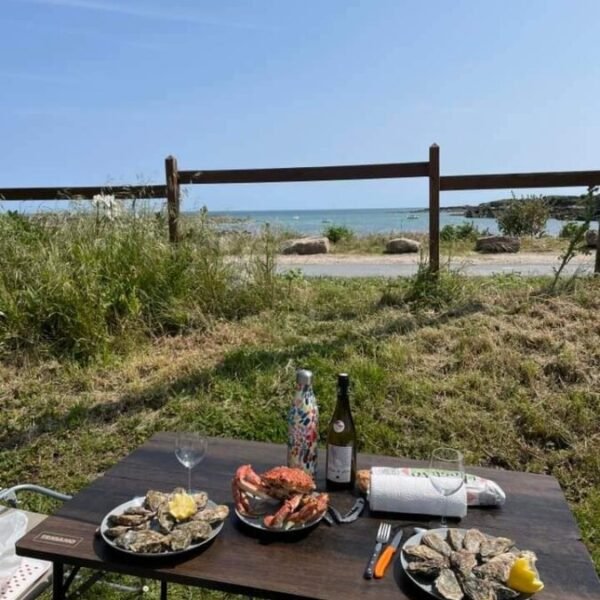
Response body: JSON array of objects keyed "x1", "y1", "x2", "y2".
[
  {"x1": 428, "y1": 447, "x2": 465, "y2": 528},
  {"x1": 175, "y1": 432, "x2": 208, "y2": 493}
]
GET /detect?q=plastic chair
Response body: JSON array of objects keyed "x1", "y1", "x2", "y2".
[
  {"x1": 0, "y1": 485, "x2": 145, "y2": 599},
  {"x1": 0, "y1": 485, "x2": 71, "y2": 600}
]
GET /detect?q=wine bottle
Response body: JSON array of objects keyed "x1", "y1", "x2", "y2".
[{"x1": 326, "y1": 373, "x2": 356, "y2": 490}]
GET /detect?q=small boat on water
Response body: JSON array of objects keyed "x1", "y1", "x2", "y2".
[
  {"x1": 322, "y1": 219, "x2": 332, "y2": 223},
  {"x1": 406, "y1": 215, "x2": 419, "y2": 220}
]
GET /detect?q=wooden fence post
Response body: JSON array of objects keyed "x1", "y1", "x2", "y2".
[
  {"x1": 428, "y1": 144, "x2": 440, "y2": 273},
  {"x1": 595, "y1": 196, "x2": 600, "y2": 274},
  {"x1": 165, "y1": 155, "x2": 180, "y2": 243}
]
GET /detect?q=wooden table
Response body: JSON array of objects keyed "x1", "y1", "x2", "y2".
[{"x1": 16, "y1": 432, "x2": 600, "y2": 599}]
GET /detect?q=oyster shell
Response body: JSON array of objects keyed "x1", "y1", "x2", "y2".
[
  {"x1": 175, "y1": 520, "x2": 213, "y2": 542},
  {"x1": 491, "y1": 582, "x2": 520, "y2": 600},
  {"x1": 404, "y1": 544, "x2": 447, "y2": 562},
  {"x1": 123, "y1": 506, "x2": 155, "y2": 518},
  {"x1": 115, "y1": 530, "x2": 168, "y2": 553},
  {"x1": 450, "y1": 550, "x2": 478, "y2": 577},
  {"x1": 104, "y1": 525, "x2": 131, "y2": 539},
  {"x1": 157, "y1": 504, "x2": 176, "y2": 533},
  {"x1": 473, "y1": 552, "x2": 516, "y2": 583},
  {"x1": 144, "y1": 490, "x2": 169, "y2": 512},
  {"x1": 460, "y1": 575, "x2": 496, "y2": 600},
  {"x1": 406, "y1": 557, "x2": 447, "y2": 578},
  {"x1": 463, "y1": 529, "x2": 487, "y2": 554},
  {"x1": 191, "y1": 505, "x2": 230, "y2": 524},
  {"x1": 192, "y1": 492, "x2": 209, "y2": 510},
  {"x1": 108, "y1": 513, "x2": 151, "y2": 528},
  {"x1": 168, "y1": 527, "x2": 193, "y2": 551},
  {"x1": 448, "y1": 528, "x2": 465, "y2": 551},
  {"x1": 480, "y1": 536, "x2": 514, "y2": 561},
  {"x1": 434, "y1": 568, "x2": 463, "y2": 600},
  {"x1": 422, "y1": 531, "x2": 453, "y2": 557}
]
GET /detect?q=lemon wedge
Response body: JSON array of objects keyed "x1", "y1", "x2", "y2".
[
  {"x1": 507, "y1": 556, "x2": 544, "y2": 594},
  {"x1": 168, "y1": 492, "x2": 197, "y2": 521}
]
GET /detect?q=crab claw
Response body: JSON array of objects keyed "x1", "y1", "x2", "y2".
[
  {"x1": 263, "y1": 493, "x2": 303, "y2": 529},
  {"x1": 287, "y1": 493, "x2": 329, "y2": 525}
]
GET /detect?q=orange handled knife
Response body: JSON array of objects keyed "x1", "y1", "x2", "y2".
[{"x1": 374, "y1": 529, "x2": 403, "y2": 578}]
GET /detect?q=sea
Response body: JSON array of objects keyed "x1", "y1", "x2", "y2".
[{"x1": 208, "y1": 208, "x2": 567, "y2": 237}]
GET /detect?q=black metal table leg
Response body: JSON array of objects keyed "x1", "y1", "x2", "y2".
[
  {"x1": 52, "y1": 562, "x2": 64, "y2": 600},
  {"x1": 160, "y1": 580, "x2": 168, "y2": 600}
]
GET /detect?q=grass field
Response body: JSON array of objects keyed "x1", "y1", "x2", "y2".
[{"x1": 0, "y1": 211, "x2": 598, "y2": 598}]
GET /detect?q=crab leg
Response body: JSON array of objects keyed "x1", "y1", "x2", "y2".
[{"x1": 263, "y1": 493, "x2": 303, "y2": 528}]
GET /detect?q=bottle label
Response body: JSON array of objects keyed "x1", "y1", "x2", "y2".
[
  {"x1": 333, "y1": 420, "x2": 345, "y2": 433},
  {"x1": 327, "y1": 444, "x2": 353, "y2": 482}
]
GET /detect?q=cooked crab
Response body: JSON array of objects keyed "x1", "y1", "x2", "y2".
[
  {"x1": 232, "y1": 464, "x2": 315, "y2": 511},
  {"x1": 232, "y1": 464, "x2": 327, "y2": 529}
]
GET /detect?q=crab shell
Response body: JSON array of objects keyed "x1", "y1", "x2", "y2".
[{"x1": 261, "y1": 466, "x2": 316, "y2": 498}]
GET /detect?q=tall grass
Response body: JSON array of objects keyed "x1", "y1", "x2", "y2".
[{"x1": 0, "y1": 208, "x2": 283, "y2": 362}]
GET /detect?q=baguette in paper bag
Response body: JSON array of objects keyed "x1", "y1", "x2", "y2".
[{"x1": 356, "y1": 467, "x2": 506, "y2": 506}]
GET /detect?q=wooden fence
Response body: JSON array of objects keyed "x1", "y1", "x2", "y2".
[{"x1": 1, "y1": 145, "x2": 599, "y2": 273}]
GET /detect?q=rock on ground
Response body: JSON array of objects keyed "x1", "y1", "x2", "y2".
[
  {"x1": 385, "y1": 238, "x2": 420, "y2": 254},
  {"x1": 585, "y1": 229, "x2": 598, "y2": 248},
  {"x1": 475, "y1": 236, "x2": 521, "y2": 253},
  {"x1": 281, "y1": 237, "x2": 330, "y2": 255}
]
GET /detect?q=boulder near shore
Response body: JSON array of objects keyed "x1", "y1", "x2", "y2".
[
  {"x1": 475, "y1": 236, "x2": 521, "y2": 253},
  {"x1": 585, "y1": 229, "x2": 598, "y2": 248},
  {"x1": 385, "y1": 238, "x2": 420, "y2": 253},
  {"x1": 281, "y1": 237, "x2": 330, "y2": 255}
]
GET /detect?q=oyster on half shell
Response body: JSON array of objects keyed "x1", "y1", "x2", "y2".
[
  {"x1": 422, "y1": 531, "x2": 453, "y2": 557},
  {"x1": 115, "y1": 530, "x2": 168, "y2": 553},
  {"x1": 480, "y1": 536, "x2": 514, "y2": 561},
  {"x1": 473, "y1": 552, "x2": 516, "y2": 583},
  {"x1": 434, "y1": 568, "x2": 463, "y2": 600},
  {"x1": 447, "y1": 528, "x2": 465, "y2": 551},
  {"x1": 406, "y1": 557, "x2": 447, "y2": 578},
  {"x1": 191, "y1": 505, "x2": 230, "y2": 524},
  {"x1": 404, "y1": 544, "x2": 447, "y2": 563},
  {"x1": 450, "y1": 549, "x2": 477, "y2": 577},
  {"x1": 463, "y1": 529, "x2": 487, "y2": 554}
]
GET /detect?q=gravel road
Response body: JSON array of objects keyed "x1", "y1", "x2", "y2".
[{"x1": 276, "y1": 253, "x2": 595, "y2": 278}]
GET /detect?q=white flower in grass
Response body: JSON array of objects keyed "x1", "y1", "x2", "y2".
[{"x1": 91, "y1": 193, "x2": 121, "y2": 220}]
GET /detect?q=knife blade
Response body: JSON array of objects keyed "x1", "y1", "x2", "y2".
[{"x1": 374, "y1": 529, "x2": 403, "y2": 578}]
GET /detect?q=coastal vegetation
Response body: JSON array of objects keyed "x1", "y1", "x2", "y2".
[{"x1": 496, "y1": 195, "x2": 550, "y2": 238}]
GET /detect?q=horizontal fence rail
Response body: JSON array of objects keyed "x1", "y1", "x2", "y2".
[
  {"x1": 441, "y1": 170, "x2": 600, "y2": 191},
  {"x1": 0, "y1": 185, "x2": 167, "y2": 201},
  {"x1": 178, "y1": 162, "x2": 430, "y2": 185}
]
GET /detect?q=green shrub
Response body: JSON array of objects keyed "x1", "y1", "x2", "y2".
[
  {"x1": 440, "y1": 222, "x2": 488, "y2": 242},
  {"x1": 323, "y1": 225, "x2": 354, "y2": 243},
  {"x1": 0, "y1": 209, "x2": 284, "y2": 362},
  {"x1": 559, "y1": 222, "x2": 581, "y2": 239},
  {"x1": 497, "y1": 194, "x2": 549, "y2": 237}
]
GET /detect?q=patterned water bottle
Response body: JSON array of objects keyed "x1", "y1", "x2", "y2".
[{"x1": 287, "y1": 369, "x2": 319, "y2": 476}]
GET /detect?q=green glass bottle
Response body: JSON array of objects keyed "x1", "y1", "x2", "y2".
[{"x1": 326, "y1": 373, "x2": 357, "y2": 490}]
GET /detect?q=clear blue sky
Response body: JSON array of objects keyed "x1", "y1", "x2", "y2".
[{"x1": 2, "y1": 0, "x2": 599, "y2": 211}]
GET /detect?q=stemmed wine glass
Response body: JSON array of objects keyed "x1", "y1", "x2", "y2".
[
  {"x1": 428, "y1": 447, "x2": 465, "y2": 528},
  {"x1": 175, "y1": 432, "x2": 208, "y2": 493}
]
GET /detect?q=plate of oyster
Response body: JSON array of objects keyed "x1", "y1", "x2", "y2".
[
  {"x1": 400, "y1": 528, "x2": 544, "y2": 600},
  {"x1": 232, "y1": 464, "x2": 329, "y2": 531},
  {"x1": 100, "y1": 488, "x2": 229, "y2": 556}
]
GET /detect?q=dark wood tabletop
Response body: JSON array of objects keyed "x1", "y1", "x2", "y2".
[{"x1": 16, "y1": 432, "x2": 600, "y2": 599}]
